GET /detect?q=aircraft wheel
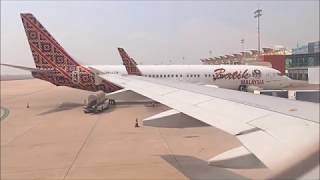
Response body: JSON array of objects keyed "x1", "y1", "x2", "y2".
[
  {"x1": 109, "y1": 99, "x2": 116, "y2": 105},
  {"x1": 239, "y1": 85, "x2": 247, "y2": 92}
]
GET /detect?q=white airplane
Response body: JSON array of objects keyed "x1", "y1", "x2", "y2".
[
  {"x1": 2, "y1": 13, "x2": 319, "y2": 178},
  {"x1": 89, "y1": 47, "x2": 292, "y2": 92}
]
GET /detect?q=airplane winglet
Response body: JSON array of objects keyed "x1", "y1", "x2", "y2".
[{"x1": 117, "y1": 48, "x2": 142, "y2": 76}]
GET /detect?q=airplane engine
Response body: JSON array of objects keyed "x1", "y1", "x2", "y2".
[{"x1": 247, "y1": 85, "x2": 263, "y2": 92}]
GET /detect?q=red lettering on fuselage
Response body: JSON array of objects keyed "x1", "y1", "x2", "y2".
[
  {"x1": 240, "y1": 79, "x2": 264, "y2": 85},
  {"x1": 212, "y1": 68, "x2": 251, "y2": 81}
]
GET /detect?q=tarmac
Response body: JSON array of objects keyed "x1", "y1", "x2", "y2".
[{"x1": 0, "y1": 79, "x2": 291, "y2": 180}]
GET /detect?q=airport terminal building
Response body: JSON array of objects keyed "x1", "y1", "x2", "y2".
[
  {"x1": 201, "y1": 41, "x2": 319, "y2": 83},
  {"x1": 286, "y1": 41, "x2": 320, "y2": 83},
  {"x1": 200, "y1": 47, "x2": 290, "y2": 74}
]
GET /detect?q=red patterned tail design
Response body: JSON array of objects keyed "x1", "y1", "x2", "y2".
[
  {"x1": 117, "y1": 48, "x2": 142, "y2": 76},
  {"x1": 21, "y1": 13, "x2": 121, "y2": 93}
]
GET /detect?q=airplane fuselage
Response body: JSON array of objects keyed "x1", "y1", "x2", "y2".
[{"x1": 88, "y1": 64, "x2": 292, "y2": 90}]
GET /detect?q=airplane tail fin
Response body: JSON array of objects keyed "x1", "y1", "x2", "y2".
[
  {"x1": 117, "y1": 48, "x2": 142, "y2": 76},
  {"x1": 20, "y1": 13, "x2": 81, "y2": 73},
  {"x1": 19, "y1": 13, "x2": 121, "y2": 93}
]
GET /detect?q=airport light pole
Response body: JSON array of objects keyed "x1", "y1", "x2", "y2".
[
  {"x1": 254, "y1": 8, "x2": 262, "y2": 54},
  {"x1": 240, "y1": 39, "x2": 245, "y2": 52}
]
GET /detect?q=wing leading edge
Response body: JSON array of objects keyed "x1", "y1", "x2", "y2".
[{"x1": 100, "y1": 74, "x2": 319, "y2": 172}]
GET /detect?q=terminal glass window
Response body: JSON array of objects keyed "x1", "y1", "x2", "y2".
[
  {"x1": 308, "y1": 57, "x2": 315, "y2": 66},
  {"x1": 303, "y1": 58, "x2": 308, "y2": 66}
]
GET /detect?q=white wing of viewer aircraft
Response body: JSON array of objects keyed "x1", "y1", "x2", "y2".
[{"x1": 98, "y1": 72, "x2": 319, "y2": 176}]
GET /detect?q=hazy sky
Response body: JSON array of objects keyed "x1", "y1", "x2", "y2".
[{"x1": 1, "y1": 1, "x2": 319, "y2": 74}]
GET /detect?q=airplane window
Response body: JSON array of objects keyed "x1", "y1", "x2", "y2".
[
  {"x1": 171, "y1": 74, "x2": 174, "y2": 77},
  {"x1": 205, "y1": 74, "x2": 207, "y2": 77},
  {"x1": 176, "y1": 74, "x2": 178, "y2": 77},
  {"x1": 156, "y1": 75, "x2": 159, "y2": 78},
  {"x1": 180, "y1": 74, "x2": 182, "y2": 77},
  {"x1": 197, "y1": 74, "x2": 200, "y2": 78},
  {"x1": 164, "y1": 75, "x2": 166, "y2": 78},
  {"x1": 208, "y1": 74, "x2": 211, "y2": 77},
  {"x1": 190, "y1": 75, "x2": 193, "y2": 78},
  {"x1": 187, "y1": 74, "x2": 189, "y2": 78},
  {"x1": 152, "y1": 75, "x2": 155, "y2": 78},
  {"x1": 160, "y1": 75, "x2": 162, "y2": 78}
]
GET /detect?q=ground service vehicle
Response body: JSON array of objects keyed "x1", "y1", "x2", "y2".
[{"x1": 83, "y1": 92, "x2": 110, "y2": 114}]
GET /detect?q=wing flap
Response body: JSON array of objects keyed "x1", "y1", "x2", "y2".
[
  {"x1": 208, "y1": 146, "x2": 266, "y2": 169},
  {"x1": 237, "y1": 130, "x2": 292, "y2": 170},
  {"x1": 249, "y1": 113, "x2": 319, "y2": 152}
]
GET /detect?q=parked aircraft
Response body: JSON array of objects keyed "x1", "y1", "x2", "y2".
[
  {"x1": 84, "y1": 48, "x2": 293, "y2": 92},
  {"x1": 1, "y1": 14, "x2": 318, "y2": 177}
]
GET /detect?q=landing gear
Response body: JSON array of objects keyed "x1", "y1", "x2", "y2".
[
  {"x1": 238, "y1": 85, "x2": 248, "y2": 92},
  {"x1": 109, "y1": 99, "x2": 116, "y2": 105}
]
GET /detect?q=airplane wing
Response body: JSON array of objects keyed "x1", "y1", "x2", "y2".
[{"x1": 99, "y1": 74, "x2": 319, "y2": 172}]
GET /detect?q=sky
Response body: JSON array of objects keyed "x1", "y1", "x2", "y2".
[{"x1": 1, "y1": 0, "x2": 319, "y2": 74}]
